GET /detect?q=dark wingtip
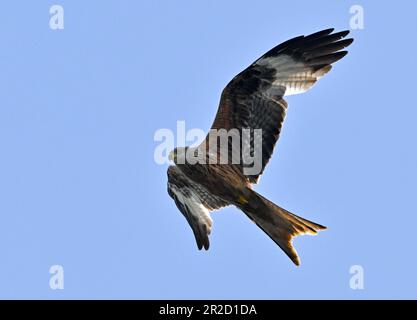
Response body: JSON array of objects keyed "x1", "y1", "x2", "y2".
[
  {"x1": 309, "y1": 28, "x2": 334, "y2": 36},
  {"x1": 344, "y1": 38, "x2": 354, "y2": 46},
  {"x1": 196, "y1": 236, "x2": 210, "y2": 250},
  {"x1": 336, "y1": 31, "x2": 351, "y2": 41},
  {"x1": 335, "y1": 50, "x2": 349, "y2": 60},
  {"x1": 303, "y1": 28, "x2": 334, "y2": 41}
]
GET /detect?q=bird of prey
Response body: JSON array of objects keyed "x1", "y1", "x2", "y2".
[{"x1": 167, "y1": 28, "x2": 353, "y2": 265}]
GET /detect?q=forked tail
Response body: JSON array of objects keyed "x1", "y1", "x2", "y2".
[{"x1": 238, "y1": 189, "x2": 326, "y2": 265}]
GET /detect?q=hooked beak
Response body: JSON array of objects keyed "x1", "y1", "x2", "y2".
[{"x1": 168, "y1": 150, "x2": 175, "y2": 162}]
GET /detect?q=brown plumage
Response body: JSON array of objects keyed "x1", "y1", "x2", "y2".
[{"x1": 167, "y1": 28, "x2": 353, "y2": 265}]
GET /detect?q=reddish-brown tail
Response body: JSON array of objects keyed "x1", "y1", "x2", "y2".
[{"x1": 238, "y1": 189, "x2": 326, "y2": 266}]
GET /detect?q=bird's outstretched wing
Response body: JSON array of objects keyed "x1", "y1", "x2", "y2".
[
  {"x1": 207, "y1": 28, "x2": 353, "y2": 183},
  {"x1": 167, "y1": 166, "x2": 228, "y2": 250}
]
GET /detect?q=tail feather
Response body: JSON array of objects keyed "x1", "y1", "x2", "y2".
[{"x1": 239, "y1": 189, "x2": 326, "y2": 266}]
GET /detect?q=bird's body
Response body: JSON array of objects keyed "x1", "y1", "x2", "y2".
[
  {"x1": 167, "y1": 28, "x2": 353, "y2": 265},
  {"x1": 174, "y1": 154, "x2": 249, "y2": 199}
]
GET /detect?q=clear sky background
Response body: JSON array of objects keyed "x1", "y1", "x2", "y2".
[{"x1": 0, "y1": 1, "x2": 416, "y2": 299}]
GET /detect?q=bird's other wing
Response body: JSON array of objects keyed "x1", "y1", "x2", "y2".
[
  {"x1": 207, "y1": 28, "x2": 353, "y2": 183},
  {"x1": 167, "y1": 166, "x2": 228, "y2": 250}
]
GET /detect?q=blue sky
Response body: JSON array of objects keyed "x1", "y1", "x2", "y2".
[{"x1": 0, "y1": 1, "x2": 416, "y2": 299}]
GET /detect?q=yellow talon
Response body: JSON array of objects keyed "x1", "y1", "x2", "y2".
[{"x1": 237, "y1": 195, "x2": 248, "y2": 205}]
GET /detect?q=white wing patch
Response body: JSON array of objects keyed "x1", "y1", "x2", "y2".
[
  {"x1": 255, "y1": 55, "x2": 331, "y2": 96},
  {"x1": 167, "y1": 165, "x2": 229, "y2": 250},
  {"x1": 170, "y1": 184, "x2": 213, "y2": 235}
]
